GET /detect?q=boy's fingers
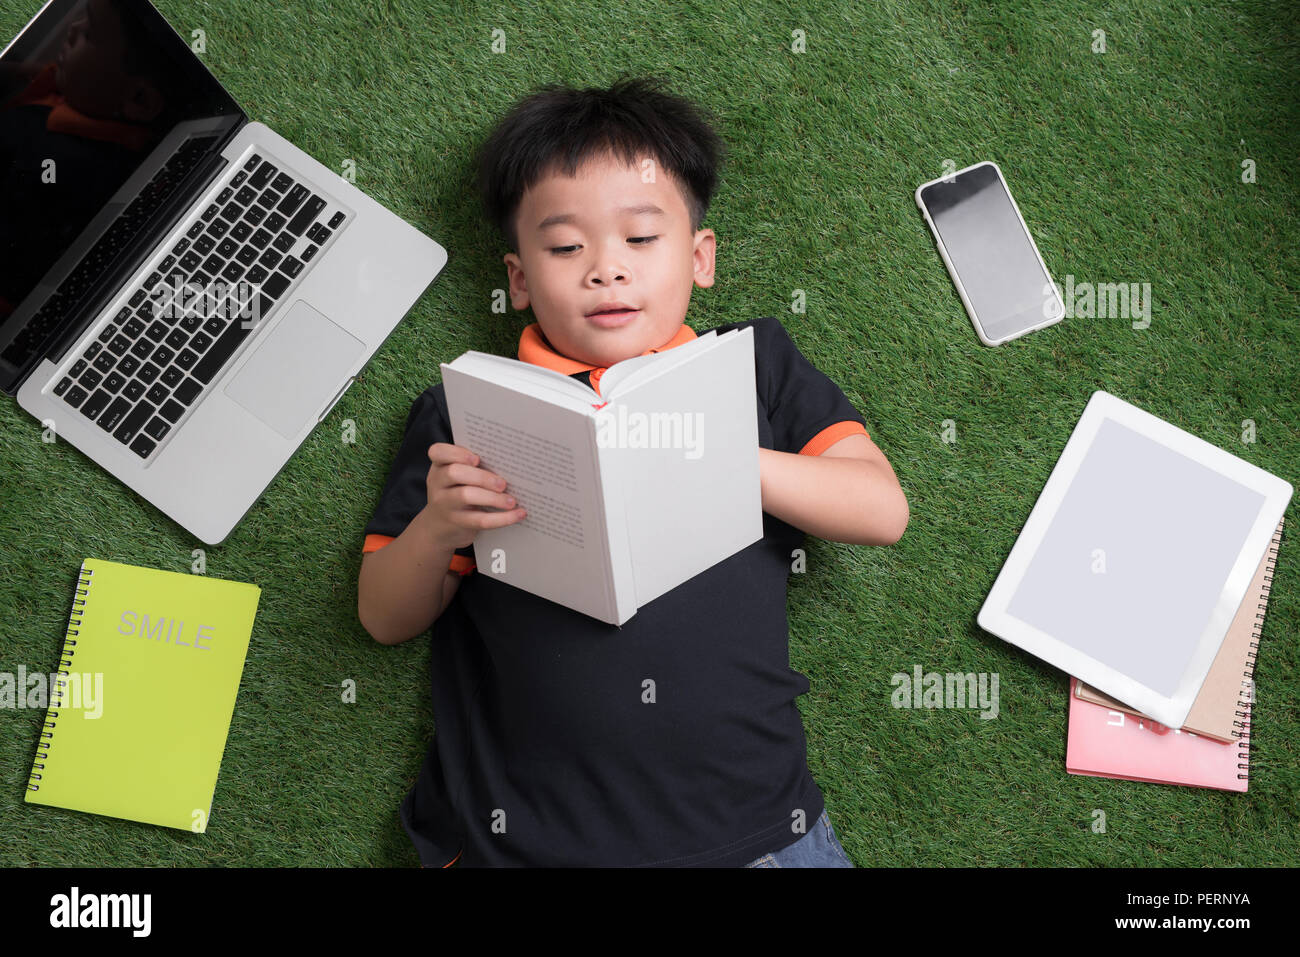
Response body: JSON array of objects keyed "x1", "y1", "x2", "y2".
[{"x1": 428, "y1": 443, "x2": 479, "y2": 467}]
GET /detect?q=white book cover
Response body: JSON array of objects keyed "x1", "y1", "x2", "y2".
[{"x1": 441, "y1": 327, "x2": 762, "y2": 625}]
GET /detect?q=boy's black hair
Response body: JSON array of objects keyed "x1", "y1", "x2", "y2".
[{"x1": 475, "y1": 75, "x2": 725, "y2": 252}]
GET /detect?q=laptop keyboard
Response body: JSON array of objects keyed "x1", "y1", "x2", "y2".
[{"x1": 50, "y1": 153, "x2": 349, "y2": 460}]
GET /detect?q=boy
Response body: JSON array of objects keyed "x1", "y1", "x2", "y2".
[{"x1": 357, "y1": 77, "x2": 908, "y2": 867}]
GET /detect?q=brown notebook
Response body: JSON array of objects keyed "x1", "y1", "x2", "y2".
[{"x1": 1077, "y1": 517, "x2": 1282, "y2": 743}]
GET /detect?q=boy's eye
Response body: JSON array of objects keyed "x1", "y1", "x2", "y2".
[{"x1": 548, "y1": 236, "x2": 660, "y2": 256}]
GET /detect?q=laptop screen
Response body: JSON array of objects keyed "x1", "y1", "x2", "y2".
[{"x1": 0, "y1": 0, "x2": 243, "y2": 392}]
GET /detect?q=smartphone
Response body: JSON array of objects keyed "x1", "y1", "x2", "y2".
[{"x1": 915, "y1": 161, "x2": 1064, "y2": 346}]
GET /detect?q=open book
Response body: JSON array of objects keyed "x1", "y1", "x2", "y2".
[{"x1": 441, "y1": 326, "x2": 762, "y2": 625}]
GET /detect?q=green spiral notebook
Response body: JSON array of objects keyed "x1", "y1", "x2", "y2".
[{"x1": 25, "y1": 558, "x2": 260, "y2": 832}]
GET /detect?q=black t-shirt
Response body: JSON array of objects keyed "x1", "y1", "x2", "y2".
[{"x1": 363, "y1": 316, "x2": 871, "y2": 866}]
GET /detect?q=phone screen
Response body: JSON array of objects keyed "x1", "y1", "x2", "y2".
[{"x1": 919, "y1": 163, "x2": 1059, "y2": 343}]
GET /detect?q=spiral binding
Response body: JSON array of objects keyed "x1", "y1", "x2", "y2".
[
  {"x1": 27, "y1": 563, "x2": 93, "y2": 792},
  {"x1": 1232, "y1": 522, "x2": 1282, "y2": 779}
]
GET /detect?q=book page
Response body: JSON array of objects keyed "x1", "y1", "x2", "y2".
[{"x1": 441, "y1": 365, "x2": 617, "y2": 620}]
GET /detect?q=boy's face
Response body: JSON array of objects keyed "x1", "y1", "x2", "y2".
[
  {"x1": 56, "y1": 0, "x2": 162, "y2": 124},
  {"x1": 503, "y1": 151, "x2": 715, "y2": 369}
]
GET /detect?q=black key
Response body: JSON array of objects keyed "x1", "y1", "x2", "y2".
[
  {"x1": 175, "y1": 349, "x2": 198, "y2": 371},
  {"x1": 160, "y1": 365, "x2": 184, "y2": 388},
  {"x1": 97, "y1": 395, "x2": 132, "y2": 432},
  {"x1": 235, "y1": 245, "x2": 258, "y2": 266},
  {"x1": 328, "y1": 211, "x2": 345, "y2": 229},
  {"x1": 192, "y1": 318, "x2": 255, "y2": 384},
  {"x1": 174, "y1": 378, "x2": 202, "y2": 406},
  {"x1": 271, "y1": 172, "x2": 293, "y2": 193},
  {"x1": 108, "y1": 335, "x2": 131, "y2": 357},
  {"x1": 231, "y1": 170, "x2": 247, "y2": 187},
  {"x1": 65, "y1": 385, "x2": 88, "y2": 408},
  {"x1": 265, "y1": 212, "x2": 287, "y2": 232},
  {"x1": 137, "y1": 363, "x2": 160, "y2": 385},
  {"x1": 123, "y1": 317, "x2": 145, "y2": 338},
  {"x1": 142, "y1": 271, "x2": 162, "y2": 291},
  {"x1": 193, "y1": 235, "x2": 215, "y2": 255},
  {"x1": 129, "y1": 434, "x2": 157, "y2": 458},
  {"x1": 130, "y1": 339, "x2": 154, "y2": 360},
  {"x1": 146, "y1": 382, "x2": 169, "y2": 405},
  {"x1": 85, "y1": 342, "x2": 103, "y2": 360},
  {"x1": 277, "y1": 183, "x2": 309, "y2": 216},
  {"x1": 245, "y1": 205, "x2": 267, "y2": 226},
  {"x1": 256, "y1": 189, "x2": 280, "y2": 210},
  {"x1": 278, "y1": 256, "x2": 304, "y2": 279},
  {"x1": 189, "y1": 331, "x2": 213, "y2": 354},
  {"x1": 81, "y1": 388, "x2": 111, "y2": 420},
  {"x1": 246, "y1": 265, "x2": 269, "y2": 284},
  {"x1": 191, "y1": 269, "x2": 213, "y2": 288},
  {"x1": 307, "y1": 223, "x2": 329, "y2": 243},
  {"x1": 244, "y1": 154, "x2": 262, "y2": 172},
  {"x1": 272, "y1": 232, "x2": 295, "y2": 253},
  {"x1": 249, "y1": 228, "x2": 273, "y2": 250},
  {"x1": 200, "y1": 203, "x2": 220, "y2": 222},
  {"x1": 260, "y1": 248, "x2": 283, "y2": 269},
  {"x1": 93, "y1": 352, "x2": 115, "y2": 373},
  {"x1": 118, "y1": 354, "x2": 140, "y2": 376},
  {"x1": 146, "y1": 320, "x2": 168, "y2": 342},
  {"x1": 159, "y1": 398, "x2": 185, "y2": 424},
  {"x1": 301, "y1": 244, "x2": 318, "y2": 262},
  {"x1": 114, "y1": 306, "x2": 132, "y2": 323},
  {"x1": 165, "y1": 329, "x2": 188, "y2": 350},
  {"x1": 114, "y1": 401, "x2": 155, "y2": 445},
  {"x1": 231, "y1": 221, "x2": 252, "y2": 241},
  {"x1": 159, "y1": 254, "x2": 176, "y2": 272},
  {"x1": 203, "y1": 254, "x2": 224, "y2": 274},
  {"x1": 236, "y1": 186, "x2": 257, "y2": 206},
  {"x1": 208, "y1": 218, "x2": 229, "y2": 238},
  {"x1": 144, "y1": 416, "x2": 171, "y2": 441},
  {"x1": 219, "y1": 203, "x2": 243, "y2": 223},
  {"x1": 79, "y1": 368, "x2": 102, "y2": 390},
  {"x1": 123, "y1": 380, "x2": 146, "y2": 401},
  {"x1": 261, "y1": 272, "x2": 291, "y2": 300},
  {"x1": 217, "y1": 187, "x2": 233, "y2": 204},
  {"x1": 217, "y1": 238, "x2": 239, "y2": 259},
  {"x1": 287, "y1": 195, "x2": 325, "y2": 235},
  {"x1": 202, "y1": 316, "x2": 226, "y2": 336},
  {"x1": 129, "y1": 289, "x2": 147, "y2": 307},
  {"x1": 104, "y1": 372, "x2": 125, "y2": 393},
  {"x1": 97, "y1": 324, "x2": 117, "y2": 343},
  {"x1": 151, "y1": 345, "x2": 175, "y2": 366},
  {"x1": 179, "y1": 314, "x2": 202, "y2": 333},
  {"x1": 173, "y1": 237, "x2": 191, "y2": 254},
  {"x1": 53, "y1": 376, "x2": 72, "y2": 396},
  {"x1": 70, "y1": 359, "x2": 87, "y2": 377},
  {"x1": 186, "y1": 221, "x2": 204, "y2": 239},
  {"x1": 250, "y1": 160, "x2": 276, "y2": 189},
  {"x1": 221, "y1": 261, "x2": 245, "y2": 282}
]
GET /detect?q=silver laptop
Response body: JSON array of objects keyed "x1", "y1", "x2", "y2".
[{"x1": 1, "y1": 0, "x2": 447, "y2": 543}]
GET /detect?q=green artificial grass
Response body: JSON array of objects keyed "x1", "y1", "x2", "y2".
[{"x1": 1, "y1": 0, "x2": 1296, "y2": 867}]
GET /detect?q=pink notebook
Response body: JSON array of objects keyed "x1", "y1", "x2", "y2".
[{"x1": 1066, "y1": 678, "x2": 1249, "y2": 792}]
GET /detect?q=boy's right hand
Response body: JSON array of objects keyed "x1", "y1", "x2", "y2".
[{"x1": 423, "y1": 443, "x2": 527, "y2": 550}]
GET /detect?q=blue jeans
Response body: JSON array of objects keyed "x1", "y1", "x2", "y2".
[{"x1": 744, "y1": 809, "x2": 854, "y2": 867}]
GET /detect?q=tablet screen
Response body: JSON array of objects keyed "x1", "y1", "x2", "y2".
[{"x1": 1005, "y1": 418, "x2": 1265, "y2": 695}]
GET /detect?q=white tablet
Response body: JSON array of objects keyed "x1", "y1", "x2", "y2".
[{"x1": 977, "y1": 390, "x2": 1292, "y2": 728}]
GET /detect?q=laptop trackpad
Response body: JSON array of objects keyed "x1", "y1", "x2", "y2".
[{"x1": 223, "y1": 300, "x2": 365, "y2": 440}]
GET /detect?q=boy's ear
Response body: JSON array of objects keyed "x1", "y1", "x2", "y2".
[
  {"x1": 503, "y1": 251, "x2": 530, "y2": 310},
  {"x1": 692, "y1": 228, "x2": 716, "y2": 289}
]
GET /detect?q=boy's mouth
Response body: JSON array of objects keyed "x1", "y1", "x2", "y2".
[{"x1": 586, "y1": 302, "x2": 640, "y2": 328}]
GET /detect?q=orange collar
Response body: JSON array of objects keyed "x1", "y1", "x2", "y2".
[
  {"x1": 517, "y1": 321, "x2": 698, "y2": 375},
  {"x1": 4, "y1": 62, "x2": 156, "y2": 152}
]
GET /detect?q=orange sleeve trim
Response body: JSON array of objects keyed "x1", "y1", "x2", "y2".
[
  {"x1": 443, "y1": 848, "x2": 463, "y2": 868},
  {"x1": 799, "y1": 421, "x2": 869, "y2": 456},
  {"x1": 363, "y1": 533, "x2": 396, "y2": 553},
  {"x1": 363, "y1": 534, "x2": 476, "y2": 575}
]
